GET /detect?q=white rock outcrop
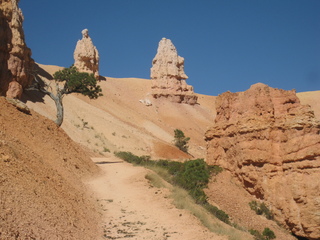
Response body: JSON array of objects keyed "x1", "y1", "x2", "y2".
[
  {"x1": 73, "y1": 29, "x2": 99, "y2": 79},
  {"x1": 150, "y1": 38, "x2": 197, "y2": 105}
]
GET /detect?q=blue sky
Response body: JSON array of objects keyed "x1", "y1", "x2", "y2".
[{"x1": 20, "y1": 0, "x2": 320, "y2": 96}]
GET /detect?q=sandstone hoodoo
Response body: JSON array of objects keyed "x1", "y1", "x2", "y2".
[
  {"x1": 74, "y1": 29, "x2": 99, "y2": 79},
  {"x1": 0, "y1": 0, "x2": 34, "y2": 98},
  {"x1": 150, "y1": 38, "x2": 197, "y2": 105},
  {"x1": 205, "y1": 83, "x2": 320, "y2": 239}
]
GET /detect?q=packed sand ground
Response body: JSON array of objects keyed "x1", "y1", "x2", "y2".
[{"x1": 87, "y1": 156, "x2": 228, "y2": 240}]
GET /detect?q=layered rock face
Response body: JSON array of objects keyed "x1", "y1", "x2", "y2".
[
  {"x1": 0, "y1": 0, "x2": 34, "y2": 98},
  {"x1": 205, "y1": 83, "x2": 320, "y2": 239},
  {"x1": 74, "y1": 29, "x2": 99, "y2": 79},
  {"x1": 150, "y1": 38, "x2": 197, "y2": 105}
]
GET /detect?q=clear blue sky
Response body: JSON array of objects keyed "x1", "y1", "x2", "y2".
[{"x1": 20, "y1": 0, "x2": 320, "y2": 96}]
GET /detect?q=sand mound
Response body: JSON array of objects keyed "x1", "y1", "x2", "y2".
[{"x1": 0, "y1": 97, "x2": 100, "y2": 239}]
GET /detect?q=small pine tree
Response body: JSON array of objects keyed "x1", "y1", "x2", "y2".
[
  {"x1": 173, "y1": 129, "x2": 190, "y2": 153},
  {"x1": 32, "y1": 66, "x2": 102, "y2": 126}
]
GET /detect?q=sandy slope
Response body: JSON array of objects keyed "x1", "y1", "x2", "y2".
[
  {"x1": 0, "y1": 97, "x2": 100, "y2": 239},
  {"x1": 297, "y1": 91, "x2": 320, "y2": 119},
  {"x1": 24, "y1": 63, "x2": 217, "y2": 160}
]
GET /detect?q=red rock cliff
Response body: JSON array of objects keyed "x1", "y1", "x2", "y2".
[
  {"x1": 205, "y1": 83, "x2": 320, "y2": 240},
  {"x1": 0, "y1": 0, "x2": 34, "y2": 98}
]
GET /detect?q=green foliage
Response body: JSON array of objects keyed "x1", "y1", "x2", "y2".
[
  {"x1": 53, "y1": 66, "x2": 102, "y2": 99},
  {"x1": 249, "y1": 229, "x2": 265, "y2": 240},
  {"x1": 115, "y1": 151, "x2": 230, "y2": 225},
  {"x1": 174, "y1": 159, "x2": 209, "y2": 190},
  {"x1": 205, "y1": 204, "x2": 230, "y2": 224},
  {"x1": 249, "y1": 201, "x2": 273, "y2": 220},
  {"x1": 114, "y1": 151, "x2": 150, "y2": 165},
  {"x1": 262, "y1": 228, "x2": 276, "y2": 240},
  {"x1": 173, "y1": 129, "x2": 190, "y2": 153},
  {"x1": 209, "y1": 165, "x2": 224, "y2": 176},
  {"x1": 249, "y1": 228, "x2": 276, "y2": 240},
  {"x1": 103, "y1": 147, "x2": 110, "y2": 152}
]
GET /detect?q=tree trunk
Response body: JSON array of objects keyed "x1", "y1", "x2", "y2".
[
  {"x1": 53, "y1": 95, "x2": 64, "y2": 126},
  {"x1": 47, "y1": 91, "x2": 64, "y2": 127}
]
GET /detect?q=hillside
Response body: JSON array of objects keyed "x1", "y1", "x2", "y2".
[
  {"x1": 24, "y1": 63, "x2": 217, "y2": 160},
  {"x1": 0, "y1": 97, "x2": 101, "y2": 239},
  {"x1": 20, "y1": 64, "x2": 320, "y2": 240}
]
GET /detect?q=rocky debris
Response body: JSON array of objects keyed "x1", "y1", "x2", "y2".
[
  {"x1": 6, "y1": 80, "x2": 22, "y2": 99},
  {"x1": 0, "y1": 0, "x2": 34, "y2": 98},
  {"x1": 74, "y1": 29, "x2": 99, "y2": 79},
  {"x1": 150, "y1": 38, "x2": 197, "y2": 105},
  {"x1": 139, "y1": 98, "x2": 152, "y2": 106},
  {"x1": 6, "y1": 97, "x2": 30, "y2": 114},
  {"x1": 205, "y1": 83, "x2": 320, "y2": 240}
]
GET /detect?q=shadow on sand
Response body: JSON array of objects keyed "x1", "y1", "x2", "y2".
[{"x1": 95, "y1": 161, "x2": 123, "y2": 165}]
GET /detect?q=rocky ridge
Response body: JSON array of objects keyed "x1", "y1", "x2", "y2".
[
  {"x1": 0, "y1": 0, "x2": 34, "y2": 98},
  {"x1": 150, "y1": 38, "x2": 197, "y2": 105},
  {"x1": 73, "y1": 29, "x2": 99, "y2": 79},
  {"x1": 205, "y1": 83, "x2": 320, "y2": 240}
]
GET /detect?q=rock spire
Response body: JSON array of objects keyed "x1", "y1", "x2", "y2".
[
  {"x1": 150, "y1": 38, "x2": 197, "y2": 105},
  {"x1": 73, "y1": 29, "x2": 99, "y2": 79},
  {"x1": 0, "y1": 0, "x2": 34, "y2": 98}
]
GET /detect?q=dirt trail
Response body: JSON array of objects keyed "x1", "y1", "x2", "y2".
[{"x1": 86, "y1": 157, "x2": 226, "y2": 240}]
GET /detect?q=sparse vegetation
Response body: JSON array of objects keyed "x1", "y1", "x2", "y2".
[
  {"x1": 114, "y1": 151, "x2": 230, "y2": 224},
  {"x1": 262, "y1": 228, "x2": 276, "y2": 240},
  {"x1": 249, "y1": 201, "x2": 273, "y2": 220},
  {"x1": 81, "y1": 119, "x2": 89, "y2": 129},
  {"x1": 173, "y1": 129, "x2": 190, "y2": 153},
  {"x1": 103, "y1": 147, "x2": 110, "y2": 153},
  {"x1": 249, "y1": 228, "x2": 276, "y2": 240}
]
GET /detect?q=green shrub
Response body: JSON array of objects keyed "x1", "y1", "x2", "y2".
[
  {"x1": 205, "y1": 204, "x2": 230, "y2": 224},
  {"x1": 174, "y1": 159, "x2": 209, "y2": 190},
  {"x1": 249, "y1": 229, "x2": 265, "y2": 240},
  {"x1": 209, "y1": 165, "x2": 223, "y2": 176},
  {"x1": 262, "y1": 228, "x2": 276, "y2": 240},
  {"x1": 103, "y1": 147, "x2": 110, "y2": 152},
  {"x1": 173, "y1": 129, "x2": 190, "y2": 153},
  {"x1": 249, "y1": 201, "x2": 273, "y2": 220},
  {"x1": 249, "y1": 228, "x2": 276, "y2": 240}
]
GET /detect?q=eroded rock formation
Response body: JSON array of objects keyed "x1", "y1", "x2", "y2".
[
  {"x1": 0, "y1": 0, "x2": 34, "y2": 98},
  {"x1": 150, "y1": 38, "x2": 197, "y2": 105},
  {"x1": 74, "y1": 29, "x2": 99, "y2": 79},
  {"x1": 205, "y1": 83, "x2": 320, "y2": 239}
]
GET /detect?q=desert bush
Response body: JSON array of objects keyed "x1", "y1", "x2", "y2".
[
  {"x1": 173, "y1": 129, "x2": 190, "y2": 153},
  {"x1": 262, "y1": 228, "x2": 276, "y2": 240},
  {"x1": 249, "y1": 228, "x2": 276, "y2": 240},
  {"x1": 114, "y1": 151, "x2": 150, "y2": 164},
  {"x1": 209, "y1": 165, "x2": 224, "y2": 176},
  {"x1": 249, "y1": 229, "x2": 265, "y2": 240},
  {"x1": 173, "y1": 159, "x2": 209, "y2": 190},
  {"x1": 205, "y1": 204, "x2": 230, "y2": 224},
  {"x1": 103, "y1": 147, "x2": 110, "y2": 152},
  {"x1": 249, "y1": 201, "x2": 273, "y2": 220}
]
